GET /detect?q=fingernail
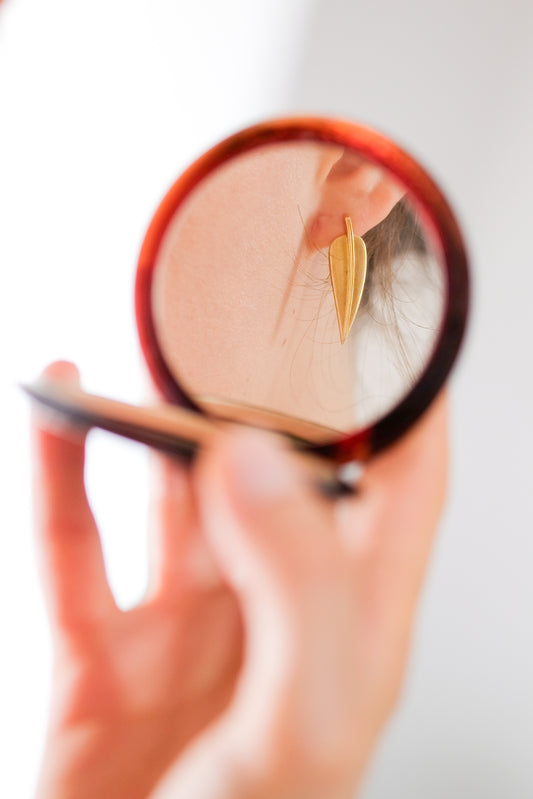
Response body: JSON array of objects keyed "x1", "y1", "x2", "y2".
[
  {"x1": 185, "y1": 536, "x2": 223, "y2": 588},
  {"x1": 335, "y1": 496, "x2": 374, "y2": 555},
  {"x1": 224, "y1": 430, "x2": 297, "y2": 505}
]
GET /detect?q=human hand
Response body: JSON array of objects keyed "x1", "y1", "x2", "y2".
[
  {"x1": 32, "y1": 362, "x2": 242, "y2": 799},
  {"x1": 32, "y1": 361, "x2": 447, "y2": 799},
  {"x1": 151, "y1": 389, "x2": 447, "y2": 799}
]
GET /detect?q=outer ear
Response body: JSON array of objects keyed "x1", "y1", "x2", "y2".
[{"x1": 309, "y1": 149, "x2": 405, "y2": 249}]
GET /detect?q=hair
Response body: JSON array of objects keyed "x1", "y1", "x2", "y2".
[
  {"x1": 349, "y1": 197, "x2": 442, "y2": 424},
  {"x1": 362, "y1": 198, "x2": 428, "y2": 306}
]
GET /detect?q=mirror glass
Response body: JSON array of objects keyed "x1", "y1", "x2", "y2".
[{"x1": 150, "y1": 141, "x2": 445, "y2": 443}]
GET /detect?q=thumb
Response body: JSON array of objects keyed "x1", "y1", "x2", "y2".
[
  {"x1": 193, "y1": 431, "x2": 359, "y2": 770},
  {"x1": 195, "y1": 429, "x2": 335, "y2": 612}
]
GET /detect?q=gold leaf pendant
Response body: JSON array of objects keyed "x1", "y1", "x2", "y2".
[{"x1": 328, "y1": 217, "x2": 367, "y2": 344}]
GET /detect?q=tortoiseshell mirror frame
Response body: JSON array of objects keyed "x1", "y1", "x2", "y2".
[{"x1": 135, "y1": 117, "x2": 469, "y2": 463}]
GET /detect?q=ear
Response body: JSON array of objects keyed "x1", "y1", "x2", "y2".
[{"x1": 309, "y1": 149, "x2": 405, "y2": 249}]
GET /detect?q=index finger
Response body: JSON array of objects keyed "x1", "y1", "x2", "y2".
[{"x1": 32, "y1": 362, "x2": 116, "y2": 632}]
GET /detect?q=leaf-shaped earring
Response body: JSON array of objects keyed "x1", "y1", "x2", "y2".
[{"x1": 328, "y1": 217, "x2": 367, "y2": 344}]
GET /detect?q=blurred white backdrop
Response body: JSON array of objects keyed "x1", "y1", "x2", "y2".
[{"x1": 1, "y1": 0, "x2": 531, "y2": 796}]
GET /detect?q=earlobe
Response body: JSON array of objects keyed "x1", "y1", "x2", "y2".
[
  {"x1": 307, "y1": 150, "x2": 403, "y2": 344},
  {"x1": 309, "y1": 149, "x2": 405, "y2": 249}
]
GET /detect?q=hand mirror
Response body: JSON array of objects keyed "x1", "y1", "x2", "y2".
[{"x1": 25, "y1": 117, "x2": 469, "y2": 487}]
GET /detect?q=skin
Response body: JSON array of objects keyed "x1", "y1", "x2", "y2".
[
  {"x1": 32, "y1": 360, "x2": 448, "y2": 799},
  {"x1": 152, "y1": 144, "x2": 405, "y2": 431}
]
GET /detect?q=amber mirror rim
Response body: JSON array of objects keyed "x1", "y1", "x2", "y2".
[{"x1": 135, "y1": 116, "x2": 469, "y2": 463}]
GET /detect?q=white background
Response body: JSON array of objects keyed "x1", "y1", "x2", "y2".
[{"x1": 1, "y1": 1, "x2": 532, "y2": 796}]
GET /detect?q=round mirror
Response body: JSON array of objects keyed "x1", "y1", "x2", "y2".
[{"x1": 136, "y1": 118, "x2": 469, "y2": 462}]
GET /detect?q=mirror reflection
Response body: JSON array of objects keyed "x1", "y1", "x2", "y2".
[{"x1": 151, "y1": 142, "x2": 444, "y2": 442}]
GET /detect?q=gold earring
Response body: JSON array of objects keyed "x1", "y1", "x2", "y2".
[{"x1": 328, "y1": 217, "x2": 367, "y2": 344}]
